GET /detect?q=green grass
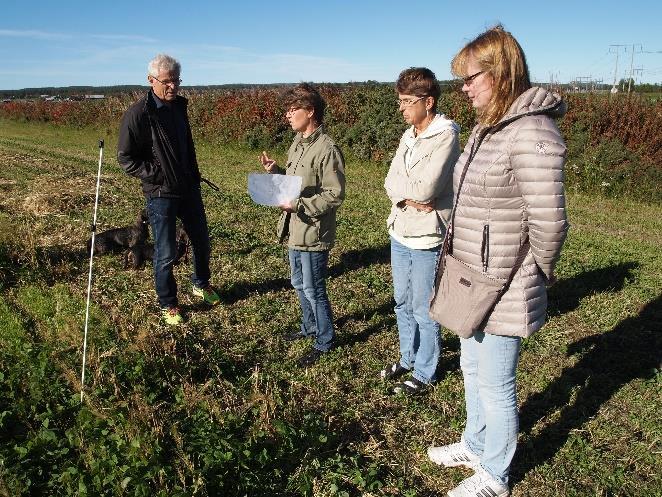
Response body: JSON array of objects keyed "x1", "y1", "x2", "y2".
[{"x1": 0, "y1": 119, "x2": 660, "y2": 496}]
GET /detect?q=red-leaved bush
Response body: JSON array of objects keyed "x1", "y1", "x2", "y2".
[{"x1": 2, "y1": 87, "x2": 659, "y2": 201}]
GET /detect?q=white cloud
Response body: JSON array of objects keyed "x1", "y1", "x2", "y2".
[
  {"x1": 90, "y1": 34, "x2": 158, "y2": 43},
  {"x1": 0, "y1": 29, "x2": 70, "y2": 40},
  {"x1": 178, "y1": 45, "x2": 379, "y2": 84}
]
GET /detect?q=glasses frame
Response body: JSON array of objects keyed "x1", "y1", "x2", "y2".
[
  {"x1": 462, "y1": 70, "x2": 485, "y2": 86},
  {"x1": 397, "y1": 96, "x2": 425, "y2": 108},
  {"x1": 151, "y1": 75, "x2": 182, "y2": 87}
]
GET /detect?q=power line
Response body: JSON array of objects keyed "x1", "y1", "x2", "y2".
[
  {"x1": 627, "y1": 45, "x2": 642, "y2": 94},
  {"x1": 609, "y1": 45, "x2": 627, "y2": 91}
]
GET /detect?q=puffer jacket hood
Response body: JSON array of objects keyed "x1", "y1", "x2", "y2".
[
  {"x1": 500, "y1": 87, "x2": 567, "y2": 124},
  {"x1": 448, "y1": 86, "x2": 569, "y2": 338}
]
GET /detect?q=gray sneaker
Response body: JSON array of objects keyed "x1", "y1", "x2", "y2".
[
  {"x1": 427, "y1": 437, "x2": 480, "y2": 469},
  {"x1": 447, "y1": 468, "x2": 510, "y2": 497}
]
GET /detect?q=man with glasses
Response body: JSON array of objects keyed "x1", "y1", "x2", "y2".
[{"x1": 118, "y1": 53, "x2": 220, "y2": 325}]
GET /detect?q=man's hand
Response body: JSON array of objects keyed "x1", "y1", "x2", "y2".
[{"x1": 260, "y1": 151, "x2": 278, "y2": 173}]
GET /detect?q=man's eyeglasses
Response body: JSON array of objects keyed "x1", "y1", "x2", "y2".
[
  {"x1": 152, "y1": 76, "x2": 182, "y2": 87},
  {"x1": 397, "y1": 96, "x2": 425, "y2": 108},
  {"x1": 461, "y1": 71, "x2": 485, "y2": 85}
]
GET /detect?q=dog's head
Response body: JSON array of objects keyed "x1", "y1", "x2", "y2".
[
  {"x1": 134, "y1": 209, "x2": 149, "y2": 239},
  {"x1": 135, "y1": 209, "x2": 149, "y2": 226}
]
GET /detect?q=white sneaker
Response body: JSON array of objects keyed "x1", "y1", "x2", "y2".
[
  {"x1": 447, "y1": 468, "x2": 510, "y2": 497},
  {"x1": 427, "y1": 437, "x2": 480, "y2": 469}
]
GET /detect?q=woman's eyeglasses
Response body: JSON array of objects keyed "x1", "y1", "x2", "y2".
[
  {"x1": 397, "y1": 96, "x2": 425, "y2": 108},
  {"x1": 462, "y1": 71, "x2": 484, "y2": 85}
]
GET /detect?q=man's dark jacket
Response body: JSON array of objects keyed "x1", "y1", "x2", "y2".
[{"x1": 117, "y1": 91, "x2": 201, "y2": 197}]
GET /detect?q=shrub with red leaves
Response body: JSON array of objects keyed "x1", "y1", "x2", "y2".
[{"x1": 2, "y1": 88, "x2": 659, "y2": 201}]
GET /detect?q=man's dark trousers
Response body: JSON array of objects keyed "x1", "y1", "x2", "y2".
[{"x1": 146, "y1": 188, "x2": 211, "y2": 308}]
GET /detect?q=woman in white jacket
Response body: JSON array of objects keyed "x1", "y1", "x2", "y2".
[{"x1": 382, "y1": 67, "x2": 460, "y2": 395}]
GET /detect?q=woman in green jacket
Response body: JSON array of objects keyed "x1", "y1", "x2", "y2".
[{"x1": 260, "y1": 83, "x2": 346, "y2": 367}]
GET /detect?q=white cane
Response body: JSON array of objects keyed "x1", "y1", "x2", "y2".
[{"x1": 81, "y1": 139, "x2": 104, "y2": 402}]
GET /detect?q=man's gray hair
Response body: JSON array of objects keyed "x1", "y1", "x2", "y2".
[{"x1": 148, "y1": 54, "x2": 181, "y2": 77}]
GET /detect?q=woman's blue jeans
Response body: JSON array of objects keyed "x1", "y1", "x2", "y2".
[
  {"x1": 390, "y1": 236, "x2": 441, "y2": 384},
  {"x1": 146, "y1": 190, "x2": 211, "y2": 309},
  {"x1": 288, "y1": 249, "x2": 334, "y2": 352},
  {"x1": 460, "y1": 331, "x2": 521, "y2": 485}
]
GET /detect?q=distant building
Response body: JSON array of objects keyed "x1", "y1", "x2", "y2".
[{"x1": 84, "y1": 94, "x2": 105, "y2": 99}]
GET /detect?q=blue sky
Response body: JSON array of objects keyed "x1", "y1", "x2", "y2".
[{"x1": 1, "y1": 0, "x2": 660, "y2": 89}]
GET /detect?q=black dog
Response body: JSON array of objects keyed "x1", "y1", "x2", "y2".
[
  {"x1": 123, "y1": 226, "x2": 190, "y2": 270},
  {"x1": 124, "y1": 243, "x2": 154, "y2": 269},
  {"x1": 87, "y1": 210, "x2": 149, "y2": 255}
]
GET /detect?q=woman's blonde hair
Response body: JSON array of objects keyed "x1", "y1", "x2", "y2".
[{"x1": 451, "y1": 25, "x2": 531, "y2": 126}]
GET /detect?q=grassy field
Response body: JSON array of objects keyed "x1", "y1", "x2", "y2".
[{"x1": 0, "y1": 119, "x2": 660, "y2": 497}]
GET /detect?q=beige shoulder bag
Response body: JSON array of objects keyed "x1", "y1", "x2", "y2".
[{"x1": 429, "y1": 132, "x2": 529, "y2": 338}]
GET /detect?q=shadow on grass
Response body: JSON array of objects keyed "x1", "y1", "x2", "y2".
[
  {"x1": 328, "y1": 244, "x2": 390, "y2": 278},
  {"x1": 335, "y1": 300, "x2": 394, "y2": 348},
  {"x1": 512, "y1": 292, "x2": 661, "y2": 484},
  {"x1": 547, "y1": 262, "x2": 639, "y2": 315},
  {"x1": 219, "y1": 276, "x2": 291, "y2": 305},
  {"x1": 0, "y1": 242, "x2": 88, "y2": 289},
  {"x1": 219, "y1": 244, "x2": 391, "y2": 305}
]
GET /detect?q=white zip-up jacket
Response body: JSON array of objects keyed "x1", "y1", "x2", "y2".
[{"x1": 384, "y1": 114, "x2": 460, "y2": 246}]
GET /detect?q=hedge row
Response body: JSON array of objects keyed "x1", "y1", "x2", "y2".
[{"x1": 2, "y1": 85, "x2": 660, "y2": 201}]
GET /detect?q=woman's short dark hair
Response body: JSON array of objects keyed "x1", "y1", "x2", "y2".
[
  {"x1": 282, "y1": 83, "x2": 326, "y2": 124},
  {"x1": 396, "y1": 67, "x2": 441, "y2": 110}
]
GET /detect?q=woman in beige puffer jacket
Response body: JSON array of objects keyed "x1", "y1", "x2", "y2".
[
  {"x1": 452, "y1": 86, "x2": 568, "y2": 337},
  {"x1": 426, "y1": 26, "x2": 568, "y2": 497}
]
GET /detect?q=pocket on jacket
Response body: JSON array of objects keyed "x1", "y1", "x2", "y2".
[
  {"x1": 317, "y1": 213, "x2": 336, "y2": 244},
  {"x1": 289, "y1": 215, "x2": 319, "y2": 247},
  {"x1": 151, "y1": 166, "x2": 165, "y2": 186},
  {"x1": 481, "y1": 224, "x2": 490, "y2": 271},
  {"x1": 396, "y1": 208, "x2": 442, "y2": 237}
]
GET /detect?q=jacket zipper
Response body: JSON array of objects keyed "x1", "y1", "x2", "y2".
[{"x1": 481, "y1": 224, "x2": 489, "y2": 271}]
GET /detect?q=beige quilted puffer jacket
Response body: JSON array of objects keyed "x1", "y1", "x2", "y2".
[{"x1": 451, "y1": 87, "x2": 569, "y2": 337}]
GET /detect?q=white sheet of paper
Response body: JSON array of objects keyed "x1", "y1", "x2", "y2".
[{"x1": 248, "y1": 173, "x2": 302, "y2": 207}]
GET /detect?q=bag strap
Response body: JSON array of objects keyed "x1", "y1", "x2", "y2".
[
  {"x1": 433, "y1": 132, "x2": 487, "y2": 284},
  {"x1": 444, "y1": 126, "x2": 530, "y2": 291},
  {"x1": 446, "y1": 129, "x2": 489, "y2": 255},
  {"x1": 502, "y1": 234, "x2": 529, "y2": 291}
]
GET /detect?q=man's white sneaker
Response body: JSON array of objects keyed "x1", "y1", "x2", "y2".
[
  {"x1": 427, "y1": 438, "x2": 480, "y2": 469},
  {"x1": 447, "y1": 469, "x2": 510, "y2": 497}
]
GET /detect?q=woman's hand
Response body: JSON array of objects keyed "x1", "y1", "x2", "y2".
[
  {"x1": 279, "y1": 201, "x2": 297, "y2": 213},
  {"x1": 403, "y1": 199, "x2": 434, "y2": 212},
  {"x1": 260, "y1": 151, "x2": 278, "y2": 173}
]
